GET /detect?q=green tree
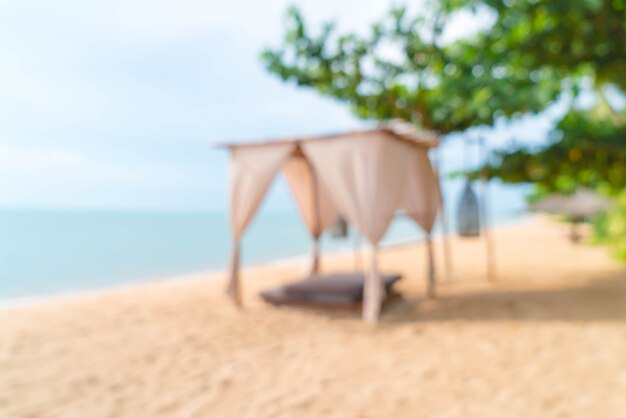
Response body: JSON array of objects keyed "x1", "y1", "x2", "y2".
[
  {"x1": 445, "y1": 0, "x2": 626, "y2": 92},
  {"x1": 445, "y1": 0, "x2": 626, "y2": 125},
  {"x1": 449, "y1": 0, "x2": 626, "y2": 193},
  {"x1": 262, "y1": 1, "x2": 626, "y2": 131},
  {"x1": 478, "y1": 107, "x2": 626, "y2": 196},
  {"x1": 262, "y1": 1, "x2": 626, "y2": 257},
  {"x1": 261, "y1": 4, "x2": 563, "y2": 134}
]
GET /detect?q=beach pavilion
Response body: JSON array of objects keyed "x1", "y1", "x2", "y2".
[{"x1": 220, "y1": 122, "x2": 443, "y2": 323}]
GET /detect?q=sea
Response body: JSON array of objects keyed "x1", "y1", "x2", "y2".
[{"x1": 0, "y1": 179, "x2": 531, "y2": 302}]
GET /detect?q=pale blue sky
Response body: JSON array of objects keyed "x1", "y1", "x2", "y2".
[{"x1": 0, "y1": 0, "x2": 562, "y2": 210}]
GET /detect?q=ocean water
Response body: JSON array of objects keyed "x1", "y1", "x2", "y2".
[{"x1": 0, "y1": 180, "x2": 531, "y2": 301}]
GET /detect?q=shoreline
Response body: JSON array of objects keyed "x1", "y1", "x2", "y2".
[{"x1": 0, "y1": 214, "x2": 533, "y2": 312}]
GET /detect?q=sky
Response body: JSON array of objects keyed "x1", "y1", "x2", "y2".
[{"x1": 0, "y1": 0, "x2": 563, "y2": 210}]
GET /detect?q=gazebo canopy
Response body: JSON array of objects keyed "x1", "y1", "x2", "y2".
[
  {"x1": 216, "y1": 120, "x2": 440, "y2": 150},
  {"x1": 220, "y1": 121, "x2": 442, "y2": 323}
]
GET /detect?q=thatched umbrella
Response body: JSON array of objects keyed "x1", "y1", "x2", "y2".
[{"x1": 530, "y1": 188, "x2": 613, "y2": 242}]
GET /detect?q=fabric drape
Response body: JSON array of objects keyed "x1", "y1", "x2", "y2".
[
  {"x1": 282, "y1": 155, "x2": 338, "y2": 276},
  {"x1": 227, "y1": 143, "x2": 295, "y2": 304},
  {"x1": 400, "y1": 149, "x2": 441, "y2": 295},
  {"x1": 281, "y1": 155, "x2": 338, "y2": 237},
  {"x1": 400, "y1": 148, "x2": 441, "y2": 233},
  {"x1": 302, "y1": 133, "x2": 412, "y2": 322},
  {"x1": 302, "y1": 134, "x2": 411, "y2": 243}
]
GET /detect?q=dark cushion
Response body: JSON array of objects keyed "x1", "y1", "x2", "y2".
[
  {"x1": 260, "y1": 288, "x2": 357, "y2": 307},
  {"x1": 282, "y1": 272, "x2": 401, "y2": 301}
]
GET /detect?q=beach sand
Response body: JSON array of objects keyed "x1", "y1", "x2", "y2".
[{"x1": 2, "y1": 216, "x2": 626, "y2": 418}]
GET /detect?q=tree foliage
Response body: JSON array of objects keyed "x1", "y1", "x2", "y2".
[
  {"x1": 262, "y1": 1, "x2": 626, "y2": 134},
  {"x1": 262, "y1": 0, "x2": 626, "y2": 257},
  {"x1": 261, "y1": 4, "x2": 563, "y2": 134},
  {"x1": 593, "y1": 191, "x2": 626, "y2": 260},
  {"x1": 445, "y1": 0, "x2": 626, "y2": 90},
  {"x1": 478, "y1": 108, "x2": 626, "y2": 196}
]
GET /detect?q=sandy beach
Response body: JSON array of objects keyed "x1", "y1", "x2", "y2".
[{"x1": 2, "y1": 216, "x2": 626, "y2": 417}]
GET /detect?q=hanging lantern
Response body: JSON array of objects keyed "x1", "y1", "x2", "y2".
[
  {"x1": 457, "y1": 179, "x2": 481, "y2": 237},
  {"x1": 330, "y1": 215, "x2": 348, "y2": 238}
]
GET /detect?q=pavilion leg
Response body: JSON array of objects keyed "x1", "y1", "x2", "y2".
[
  {"x1": 308, "y1": 237, "x2": 321, "y2": 277},
  {"x1": 309, "y1": 164, "x2": 322, "y2": 276},
  {"x1": 363, "y1": 243, "x2": 384, "y2": 324},
  {"x1": 434, "y1": 147, "x2": 453, "y2": 281},
  {"x1": 226, "y1": 241, "x2": 242, "y2": 306},
  {"x1": 426, "y1": 235, "x2": 436, "y2": 298},
  {"x1": 353, "y1": 228, "x2": 362, "y2": 272},
  {"x1": 481, "y1": 185, "x2": 496, "y2": 281},
  {"x1": 480, "y1": 137, "x2": 496, "y2": 281},
  {"x1": 570, "y1": 219, "x2": 582, "y2": 243}
]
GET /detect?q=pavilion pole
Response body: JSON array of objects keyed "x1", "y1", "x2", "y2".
[
  {"x1": 433, "y1": 146, "x2": 454, "y2": 281},
  {"x1": 353, "y1": 229, "x2": 362, "y2": 272},
  {"x1": 363, "y1": 242, "x2": 383, "y2": 324},
  {"x1": 426, "y1": 233, "x2": 436, "y2": 298},
  {"x1": 309, "y1": 238, "x2": 320, "y2": 276},
  {"x1": 308, "y1": 160, "x2": 322, "y2": 277},
  {"x1": 480, "y1": 137, "x2": 496, "y2": 281},
  {"x1": 227, "y1": 240, "x2": 242, "y2": 306}
]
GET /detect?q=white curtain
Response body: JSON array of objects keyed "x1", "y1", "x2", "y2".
[
  {"x1": 400, "y1": 148, "x2": 441, "y2": 233},
  {"x1": 282, "y1": 155, "x2": 338, "y2": 238},
  {"x1": 400, "y1": 148, "x2": 441, "y2": 294},
  {"x1": 302, "y1": 133, "x2": 412, "y2": 322},
  {"x1": 227, "y1": 143, "x2": 296, "y2": 304},
  {"x1": 282, "y1": 155, "x2": 338, "y2": 276}
]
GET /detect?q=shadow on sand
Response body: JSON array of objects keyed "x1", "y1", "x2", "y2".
[
  {"x1": 270, "y1": 271, "x2": 626, "y2": 324},
  {"x1": 381, "y1": 271, "x2": 626, "y2": 324}
]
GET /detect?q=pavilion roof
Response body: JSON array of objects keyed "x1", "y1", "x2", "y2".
[{"x1": 215, "y1": 120, "x2": 440, "y2": 150}]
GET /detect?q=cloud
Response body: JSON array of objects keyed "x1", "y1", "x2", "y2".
[
  {"x1": 109, "y1": 0, "x2": 397, "y2": 42},
  {"x1": 0, "y1": 143, "x2": 131, "y2": 180},
  {"x1": 0, "y1": 145, "x2": 85, "y2": 169},
  {"x1": 0, "y1": 141, "x2": 227, "y2": 209},
  {"x1": 0, "y1": 0, "x2": 546, "y2": 210}
]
